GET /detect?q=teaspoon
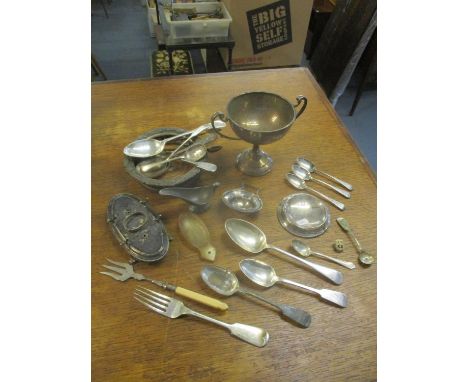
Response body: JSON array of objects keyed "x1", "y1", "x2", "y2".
[
  {"x1": 285, "y1": 173, "x2": 346, "y2": 211},
  {"x1": 292, "y1": 239, "x2": 356, "y2": 269},
  {"x1": 292, "y1": 164, "x2": 351, "y2": 199},
  {"x1": 239, "y1": 259, "x2": 348, "y2": 308},
  {"x1": 201, "y1": 265, "x2": 312, "y2": 328},
  {"x1": 336, "y1": 217, "x2": 375, "y2": 265},
  {"x1": 225, "y1": 218, "x2": 343, "y2": 285},
  {"x1": 296, "y1": 157, "x2": 353, "y2": 191}
]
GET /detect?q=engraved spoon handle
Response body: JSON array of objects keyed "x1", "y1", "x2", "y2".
[
  {"x1": 181, "y1": 159, "x2": 217, "y2": 172},
  {"x1": 304, "y1": 185, "x2": 345, "y2": 211},
  {"x1": 268, "y1": 245, "x2": 343, "y2": 285},
  {"x1": 303, "y1": 250, "x2": 356, "y2": 270},
  {"x1": 314, "y1": 169, "x2": 353, "y2": 191},
  {"x1": 239, "y1": 288, "x2": 311, "y2": 328},
  {"x1": 310, "y1": 177, "x2": 351, "y2": 199}
]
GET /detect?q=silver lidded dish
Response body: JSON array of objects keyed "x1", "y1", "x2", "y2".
[
  {"x1": 277, "y1": 193, "x2": 330, "y2": 238},
  {"x1": 222, "y1": 184, "x2": 263, "y2": 213}
]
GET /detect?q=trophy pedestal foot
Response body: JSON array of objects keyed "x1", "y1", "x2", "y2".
[{"x1": 236, "y1": 146, "x2": 273, "y2": 176}]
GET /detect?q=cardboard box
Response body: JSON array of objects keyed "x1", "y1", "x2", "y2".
[{"x1": 221, "y1": 0, "x2": 313, "y2": 70}]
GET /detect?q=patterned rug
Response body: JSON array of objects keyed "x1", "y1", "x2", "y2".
[{"x1": 151, "y1": 49, "x2": 193, "y2": 77}]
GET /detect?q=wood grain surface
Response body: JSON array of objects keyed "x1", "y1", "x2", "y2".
[{"x1": 92, "y1": 68, "x2": 376, "y2": 382}]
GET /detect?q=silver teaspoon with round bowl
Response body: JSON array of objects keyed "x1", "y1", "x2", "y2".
[
  {"x1": 239, "y1": 259, "x2": 348, "y2": 308},
  {"x1": 286, "y1": 173, "x2": 345, "y2": 211},
  {"x1": 292, "y1": 239, "x2": 356, "y2": 269},
  {"x1": 292, "y1": 164, "x2": 351, "y2": 199},
  {"x1": 296, "y1": 157, "x2": 353, "y2": 191},
  {"x1": 200, "y1": 265, "x2": 312, "y2": 328},
  {"x1": 225, "y1": 218, "x2": 343, "y2": 285}
]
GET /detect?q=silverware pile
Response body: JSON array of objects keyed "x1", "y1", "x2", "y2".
[{"x1": 104, "y1": 107, "x2": 374, "y2": 348}]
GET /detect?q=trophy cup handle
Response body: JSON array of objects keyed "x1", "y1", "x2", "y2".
[
  {"x1": 210, "y1": 111, "x2": 240, "y2": 140},
  {"x1": 293, "y1": 95, "x2": 308, "y2": 119}
]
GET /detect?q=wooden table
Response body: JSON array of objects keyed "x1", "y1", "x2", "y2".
[{"x1": 92, "y1": 68, "x2": 376, "y2": 381}]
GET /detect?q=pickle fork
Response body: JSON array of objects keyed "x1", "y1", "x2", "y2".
[{"x1": 100, "y1": 258, "x2": 228, "y2": 311}]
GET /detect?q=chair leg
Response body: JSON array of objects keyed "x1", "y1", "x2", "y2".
[
  {"x1": 91, "y1": 54, "x2": 107, "y2": 80},
  {"x1": 99, "y1": 0, "x2": 109, "y2": 18}
]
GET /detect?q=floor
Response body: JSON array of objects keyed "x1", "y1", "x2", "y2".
[{"x1": 91, "y1": 0, "x2": 376, "y2": 173}]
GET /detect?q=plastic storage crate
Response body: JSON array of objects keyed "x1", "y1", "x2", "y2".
[{"x1": 161, "y1": 2, "x2": 232, "y2": 39}]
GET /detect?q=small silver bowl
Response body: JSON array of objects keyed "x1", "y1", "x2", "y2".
[
  {"x1": 277, "y1": 193, "x2": 330, "y2": 238},
  {"x1": 222, "y1": 184, "x2": 263, "y2": 214}
]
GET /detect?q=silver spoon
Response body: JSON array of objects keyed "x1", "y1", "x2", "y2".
[
  {"x1": 137, "y1": 144, "x2": 217, "y2": 176},
  {"x1": 239, "y1": 259, "x2": 348, "y2": 308},
  {"x1": 296, "y1": 157, "x2": 353, "y2": 191},
  {"x1": 292, "y1": 239, "x2": 356, "y2": 269},
  {"x1": 123, "y1": 120, "x2": 226, "y2": 158},
  {"x1": 285, "y1": 173, "x2": 346, "y2": 211},
  {"x1": 292, "y1": 164, "x2": 351, "y2": 199},
  {"x1": 225, "y1": 218, "x2": 343, "y2": 285},
  {"x1": 336, "y1": 217, "x2": 375, "y2": 265},
  {"x1": 201, "y1": 265, "x2": 312, "y2": 328}
]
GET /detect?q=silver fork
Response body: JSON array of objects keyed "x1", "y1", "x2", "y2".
[
  {"x1": 100, "y1": 258, "x2": 228, "y2": 311},
  {"x1": 134, "y1": 287, "x2": 270, "y2": 348}
]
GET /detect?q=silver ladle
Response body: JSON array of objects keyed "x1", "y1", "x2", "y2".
[
  {"x1": 137, "y1": 144, "x2": 217, "y2": 176},
  {"x1": 123, "y1": 120, "x2": 226, "y2": 158},
  {"x1": 296, "y1": 157, "x2": 353, "y2": 191},
  {"x1": 291, "y1": 164, "x2": 351, "y2": 199},
  {"x1": 200, "y1": 265, "x2": 312, "y2": 328},
  {"x1": 292, "y1": 239, "x2": 356, "y2": 270},
  {"x1": 285, "y1": 173, "x2": 346, "y2": 211},
  {"x1": 239, "y1": 259, "x2": 348, "y2": 308},
  {"x1": 225, "y1": 218, "x2": 343, "y2": 285}
]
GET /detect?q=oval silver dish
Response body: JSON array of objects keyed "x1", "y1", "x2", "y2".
[
  {"x1": 276, "y1": 193, "x2": 330, "y2": 238},
  {"x1": 222, "y1": 185, "x2": 263, "y2": 214}
]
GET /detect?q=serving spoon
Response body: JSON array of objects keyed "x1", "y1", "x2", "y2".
[
  {"x1": 296, "y1": 157, "x2": 353, "y2": 191},
  {"x1": 124, "y1": 120, "x2": 226, "y2": 158},
  {"x1": 225, "y1": 218, "x2": 343, "y2": 285},
  {"x1": 239, "y1": 259, "x2": 348, "y2": 308},
  {"x1": 201, "y1": 265, "x2": 312, "y2": 328},
  {"x1": 286, "y1": 173, "x2": 345, "y2": 211},
  {"x1": 291, "y1": 164, "x2": 351, "y2": 199},
  {"x1": 292, "y1": 239, "x2": 356, "y2": 269},
  {"x1": 137, "y1": 144, "x2": 217, "y2": 176}
]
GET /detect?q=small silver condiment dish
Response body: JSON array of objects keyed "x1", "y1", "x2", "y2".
[{"x1": 222, "y1": 184, "x2": 263, "y2": 214}]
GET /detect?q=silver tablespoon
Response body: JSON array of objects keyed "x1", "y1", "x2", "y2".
[
  {"x1": 292, "y1": 164, "x2": 351, "y2": 199},
  {"x1": 286, "y1": 173, "x2": 346, "y2": 211},
  {"x1": 137, "y1": 144, "x2": 217, "y2": 176},
  {"x1": 239, "y1": 259, "x2": 348, "y2": 308},
  {"x1": 225, "y1": 218, "x2": 343, "y2": 285},
  {"x1": 123, "y1": 120, "x2": 226, "y2": 158},
  {"x1": 200, "y1": 265, "x2": 312, "y2": 328},
  {"x1": 292, "y1": 239, "x2": 356, "y2": 269},
  {"x1": 296, "y1": 157, "x2": 353, "y2": 191}
]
